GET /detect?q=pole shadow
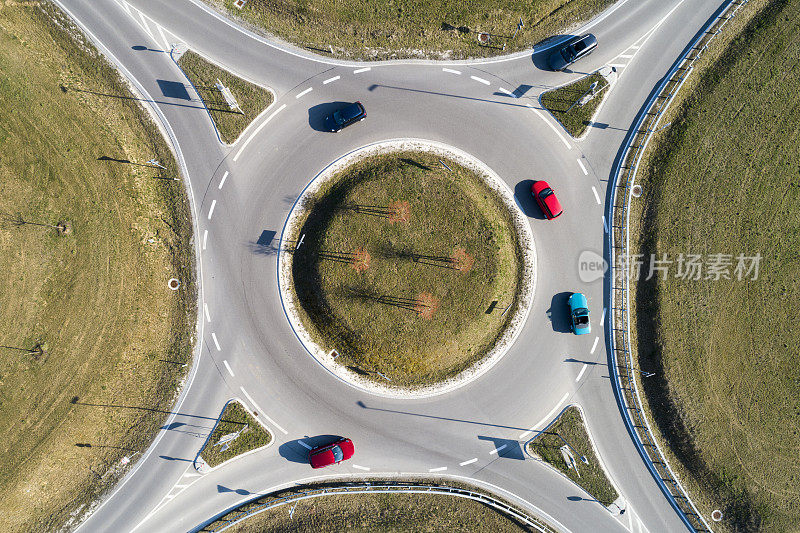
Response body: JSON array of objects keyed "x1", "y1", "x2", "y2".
[{"x1": 478, "y1": 436, "x2": 525, "y2": 460}]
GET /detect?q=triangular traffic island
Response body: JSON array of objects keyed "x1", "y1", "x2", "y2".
[
  {"x1": 197, "y1": 400, "x2": 273, "y2": 471},
  {"x1": 540, "y1": 66, "x2": 617, "y2": 138}
]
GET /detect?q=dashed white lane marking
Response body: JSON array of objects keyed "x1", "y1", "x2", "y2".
[
  {"x1": 577, "y1": 158, "x2": 588, "y2": 175},
  {"x1": 460, "y1": 458, "x2": 478, "y2": 466},
  {"x1": 489, "y1": 444, "x2": 508, "y2": 455},
  {"x1": 591, "y1": 336, "x2": 599, "y2": 354},
  {"x1": 470, "y1": 75, "x2": 490, "y2": 85},
  {"x1": 442, "y1": 68, "x2": 461, "y2": 75},
  {"x1": 223, "y1": 360, "x2": 234, "y2": 377},
  {"x1": 211, "y1": 332, "x2": 221, "y2": 351},
  {"x1": 323, "y1": 75, "x2": 340, "y2": 84},
  {"x1": 218, "y1": 170, "x2": 229, "y2": 189},
  {"x1": 519, "y1": 392, "x2": 569, "y2": 439},
  {"x1": 353, "y1": 67, "x2": 371, "y2": 74},
  {"x1": 575, "y1": 364, "x2": 588, "y2": 382},
  {"x1": 295, "y1": 87, "x2": 313, "y2": 99},
  {"x1": 603, "y1": 215, "x2": 609, "y2": 233},
  {"x1": 233, "y1": 103, "x2": 286, "y2": 162},
  {"x1": 600, "y1": 307, "x2": 607, "y2": 326},
  {"x1": 203, "y1": 303, "x2": 211, "y2": 322},
  {"x1": 207, "y1": 200, "x2": 216, "y2": 220},
  {"x1": 352, "y1": 464, "x2": 371, "y2": 471},
  {"x1": 608, "y1": 63, "x2": 627, "y2": 69},
  {"x1": 202, "y1": 229, "x2": 208, "y2": 250},
  {"x1": 528, "y1": 106, "x2": 572, "y2": 150},
  {"x1": 592, "y1": 186, "x2": 601, "y2": 204},
  {"x1": 298, "y1": 440, "x2": 312, "y2": 450},
  {"x1": 239, "y1": 387, "x2": 288, "y2": 434},
  {"x1": 498, "y1": 87, "x2": 516, "y2": 97},
  {"x1": 429, "y1": 466, "x2": 447, "y2": 472}
]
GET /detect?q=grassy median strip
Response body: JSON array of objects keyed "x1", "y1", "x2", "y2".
[
  {"x1": 289, "y1": 152, "x2": 523, "y2": 387},
  {"x1": 0, "y1": 5, "x2": 195, "y2": 532},
  {"x1": 177, "y1": 50, "x2": 273, "y2": 144},
  {"x1": 205, "y1": 0, "x2": 615, "y2": 60},
  {"x1": 629, "y1": 0, "x2": 800, "y2": 530},
  {"x1": 540, "y1": 72, "x2": 609, "y2": 137},
  {"x1": 528, "y1": 407, "x2": 618, "y2": 505},
  {"x1": 200, "y1": 401, "x2": 272, "y2": 468}
]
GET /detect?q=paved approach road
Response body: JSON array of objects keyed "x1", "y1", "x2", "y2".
[{"x1": 55, "y1": 1, "x2": 727, "y2": 531}]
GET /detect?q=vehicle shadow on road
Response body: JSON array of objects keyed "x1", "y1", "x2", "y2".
[
  {"x1": 514, "y1": 180, "x2": 545, "y2": 219},
  {"x1": 530, "y1": 35, "x2": 573, "y2": 71},
  {"x1": 279, "y1": 435, "x2": 343, "y2": 464},
  {"x1": 308, "y1": 102, "x2": 350, "y2": 132},
  {"x1": 548, "y1": 292, "x2": 573, "y2": 333}
]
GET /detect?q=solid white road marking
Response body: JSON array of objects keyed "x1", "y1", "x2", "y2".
[
  {"x1": 489, "y1": 444, "x2": 508, "y2": 455},
  {"x1": 137, "y1": 12, "x2": 155, "y2": 41},
  {"x1": 239, "y1": 387, "x2": 288, "y2": 434},
  {"x1": 353, "y1": 67, "x2": 371, "y2": 74},
  {"x1": 298, "y1": 440, "x2": 312, "y2": 449},
  {"x1": 608, "y1": 63, "x2": 627, "y2": 68},
  {"x1": 223, "y1": 360, "x2": 234, "y2": 377},
  {"x1": 603, "y1": 215, "x2": 609, "y2": 233},
  {"x1": 233, "y1": 104, "x2": 286, "y2": 162},
  {"x1": 529, "y1": 106, "x2": 572, "y2": 150},
  {"x1": 352, "y1": 464, "x2": 371, "y2": 471},
  {"x1": 618, "y1": 54, "x2": 634, "y2": 58},
  {"x1": 323, "y1": 75, "x2": 340, "y2": 84},
  {"x1": 629, "y1": 45, "x2": 640, "y2": 49},
  {"x1": 218, "y1": 170, "x2": 229, "y2": 189},
  {"x1": 592, "y1": 186, "x2": 601, "y2": 204},
  {"x1": 575, "y1": 364, "x2": 588, "y2": 382},
  {"x1": 498, "y1": 87, "x2": 516, "y2": 97},
  {"x1": 442, "y1": 68, "x2": 461, "y2": 75},
  {"x1": 577, "y1": 158, "x2": 588, "y2": 175},
  {"x1": 601, "y1": 307, "x2": 607, "y2": 326},
  {"x1": 460, "y1": 458, "x2": 478, "y2": 466},
  {"x1": 591, "y1": 336, "x2": 599, "y2": 354},
  {"x1": 207, "y1": 200, "x2": 216, "y2": 220},
  {"x1": 519, "y1": 392, "x2": 569, "y2": 439},
  {"x1": 429, "y1": 466, "x2": 447, "y2": 472},
  {"x1": 203, "y1": 303, "x2": 211, "y2": 322},
  {"x1": 156, "y1": 24, "x2": 170, "y2": 50},
  {"x1": 202, "y1": 229, "x2": 208, "y2": 250},
  {"x1": 295, "y1": 87, "x2": 313, "y2": 99},
  {"x1": 470, "y1": 75, "x2": 490, "y2": 85},
  {"x1": 211, "y1": 332, "x2": 221, "y2": 351},
  {"x1": 174, "y1": 484, "x2": 189, "y2": 489},
  {"x1": 183, "y1": 472, "x2": 201, "y2": 478}
]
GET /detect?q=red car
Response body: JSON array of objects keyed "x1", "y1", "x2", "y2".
[
  {"x1": 531, "y1": 180, "x2": 563, "y2": 219},
  {"x1": 309, "y1": 438, "x2": 354, "y2": 469}
]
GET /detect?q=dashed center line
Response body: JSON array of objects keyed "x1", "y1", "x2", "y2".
[
  {"x1": 591, "y1": 336, "x2": 599, "y2": 354},
  {"x1": 498, "y1": 87, "x2": 516, "y2": 97},
  {"x1": 295, "y1": 87, "x2": 313, "y2": 99},
  {"x1": 202, "y1": 229, "x2": 208, "y2": 250},
  {"x1": 323, "y1": 75, "x2": 340, "y2": 84},
  {"x1": 429, "y1": 466, "x2": 447, "y2": 472},
  {"x1": 442, "y1": 68, "x2": 461, "y2": 75},
  {"x1": 519, "y1": 392, "x2": 569, "y2": 439},
  {"x1": 203, "y1": 303, "x2": 211, "y2": 322},
  {"x1": 207, "y1": 200, "x2": 216, "y2": 220},
  {"x1": 489, "y1": 444, "x2": 508, "y2": 455},
  {"x1": 575, "y1": 363, "x2": 588, "y2": 382},
  {"x1": 470, "y1": 75, "x2": 490, "y2": 85},
  {"x1": 211, "y1": 332, "x2": 221, "y2": 351},
  {"x1": 577, "y1": 158, "x2": 588, "y2": 175},
  {"x1": 460, "y1": 458, "x2": 478, "y2": 466},
  {"x1": 352, "y1": 464, "x2": 371, "y2": 471},
  {"x1": 239, "y1": 387, "x2": 288, "y2": 434},
  {"x1": 592, "y1": 186, "x2": 602, "y2": 204},
  {"x1": 600, "y1": 307, "x2": 607, "y2": 326},
  {"x1": 353, "y1": 67, "x2": 371, "y2": 74},
  {"x1": 223, "y1": 359, "x2": 234, "y2": 377},
  {"x1": 218, "y1": 170, "x2": 229, "y2": 189}
]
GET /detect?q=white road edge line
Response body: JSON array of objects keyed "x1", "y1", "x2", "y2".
[
  {"x1": 600, "y1": 307, "x2": 607, "y2": 326},
  {"x1": 207, "y1": 199, "x2": 216, "y2": 220},
  {"x1": 618, "y1": 54, "x2": 634, "y2": 59},
  {"x1": 202, "y1": 229, "x2": 208, "y2": 250},
  {"x1": 592, "y1": 186, "x2": 602, "y2": 204},
  {"x1": 460, "y1": 458, "x2": 478, "y2": 466},
  {"x1": 470, "y1": 75, "x2": 490, "y2": 85},
  {"x1": 322, "y1": 75, "x2": 340, "y2": 84},
  {"x1": 298, "y1": 440, "x2": 312, "y2": 449},
  {"x1": 591, "y1": 336, "x2": 599, "y2": 354},
  {"x1": 519, "y1": 392, "x2": 569, "y2": 439},
  {"x1": 529, "y1": 106, "x2": 571, "y2": 150},
  {"x1": 575, "y1": 364, "x2": 588, "y2": 382},
  {"x1": 239, "y1": 386, "x2": 288, "y2": 434},
  {"x1": 295, "y1": 87, "x2": 313, "y2": 99},
  {"x1": 442, "y1": 68, "x2": 461, "y2": 75},
  {"x1": 233, "y1": 103, "x2": 286, "y2": 162},
  {"x1": 352, "y1": 464, "x2": 371, "y2": 471},
  {"x1": 211, "y1": 332, "x2": 221, "y2": 351},
  {"x1": 203, "y1": 303, "x2": 211, "y2": 322},
  {"x1": 577, "y1": 158, "x2": 588, "y2": 175},
  {"x1": 218, "y1": 170, "x2": 229, "y2": 189},
  {"x1": 353, "y1": 67, "x2": 371, "y2": 74},
  {"x1": 428, "y1": 466, "x2": 447, "y2": 472},
  {"x1": 489, "y1": 444, "x2": 508, "y2": 455},
  {"x1": 223, "y1": 360, "x2": 234, "y2": 377}
]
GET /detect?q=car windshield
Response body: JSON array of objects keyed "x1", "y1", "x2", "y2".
[
  {"x1": 331, "y1": 445, "x2": 343, "y2": 463},
  {"x1": 574, "y1": 40, "x2": 587, "y2": 53}
]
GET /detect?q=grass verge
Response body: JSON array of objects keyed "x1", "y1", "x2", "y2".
[
  {"x1": 204, "y1": 0, "x2": 615, "y2": 61},
  {"x1": 628, "y1": 0, "x2": 800, "y2": 530},
  {"x1": 540, "y1": 71, "x2": 609, "y2": 137},
  {"x1": 0, "y1": 4, "x2": 195, "y2": 532},
  {"x1": 527, "y1": 406, "x2": 618, "y2": 505},
  {"x1": 199, "y1": 401, "x2": 272, "y2": 468},
  {"x1": 289, "y1": 152, "x2": 523, "y2": 387},
  {"x1": 177, "y1": 50, "x2": 273, "y2": 144}
]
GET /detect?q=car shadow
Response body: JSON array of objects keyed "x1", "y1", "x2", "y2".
[
  {"x1": 531, "y1": 34, "x2": 575, "y2": 71},
  {"x1": 308, "y1": 102, "x2": 350, "y2": 132},
  {"x1": 548, "y1": 291, "x2": 573, "y2": 333},
  {"x1": 514, "y1": 180, "x2": 545, "y2": 219},
  {"x1": 279, "y1": 435, "x2": 343, "y2": 464}
]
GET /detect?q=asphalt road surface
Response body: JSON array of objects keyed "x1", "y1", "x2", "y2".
[{"x1": 52, "y1": 1, "x2": 729, "y2": 531}]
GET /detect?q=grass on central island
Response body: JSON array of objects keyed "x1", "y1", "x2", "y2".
[{"x1": 290, "y1": 152, "x2": 523, "y2": 387}]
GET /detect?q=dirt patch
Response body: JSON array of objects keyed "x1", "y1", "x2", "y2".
[
  {"x1": 389, "y1": 200, "x2": 411, "y2": 224},
  {"x1": 351, "y1": 248, "x2": 371, "y2": 273},
  {"x1": 415, "y1": 292, "x2": 439, "y2": 319},
  {"x1": 451, "y1": 247, "x2": 474, "y2": 272}
]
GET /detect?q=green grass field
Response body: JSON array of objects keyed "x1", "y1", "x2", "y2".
[
  {"x1": 528, "y1": 407, "x2": 618, "y2": 505},
  {"x1": 206, "y1": 0, "x2": 615, "y2": 60},
  {"x1": 200, "y1": 401, "x2": 272, "y2": 468},
  {"x1": 630, "y1": 0, "x2": 800, "y2": 530},
  {"x1": 290, "y1": 152, "x2": 523, "y2": 387},
  {"x1": 540, "y1": 71, "x2": 609, "y2": 137},
  {"x1": 0, "y1": 5, "x2": 195, "y2": 531},
  {"x1": 177, "y1": 50, "x2": 273, "y2": 144}
]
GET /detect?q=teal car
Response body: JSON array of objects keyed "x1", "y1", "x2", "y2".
[{"x1": 569, "y1": 292, "x2": 591, "y2": 335}]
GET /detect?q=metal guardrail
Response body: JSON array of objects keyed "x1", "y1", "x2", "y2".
[
  {"x1": 606, "y1": 1, "x2": 750, "y2": 532},
  {"x1": 198, "y1": 483, "x2": 554, "y2": 532}
]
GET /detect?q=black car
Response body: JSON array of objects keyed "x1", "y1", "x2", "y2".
[
  {"x1": 548, "y1": 34, "x2": 597, "y2": 71},
  {"x1": 325, "y1": 101, "x2": 367, "y2": 132}
]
